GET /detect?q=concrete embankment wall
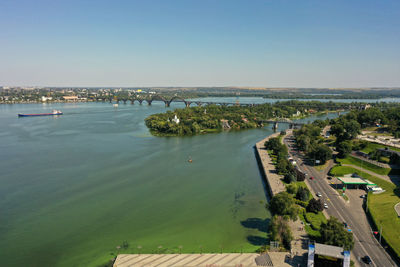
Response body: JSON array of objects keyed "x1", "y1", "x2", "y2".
[{"x1": 254, "y1": 132, "x2": 286, "y2": 198}]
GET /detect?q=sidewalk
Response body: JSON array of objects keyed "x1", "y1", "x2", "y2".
[{"x1": 255, "y1": 132, "x2": 286, "y2": 196}]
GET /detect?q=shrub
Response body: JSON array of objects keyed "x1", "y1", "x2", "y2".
[
  {"x1": 284, "y1": 173, "x2": 296, "y2": 184},
  {"x1": 296, "y1": 186, "x2": 310, "y2": 202},
  {"x1": 286, "y1": 183, "x2": 298, "y2": 194},
  {"x1": 307, "y1": 198, "x2": 323, "y2": 213}
]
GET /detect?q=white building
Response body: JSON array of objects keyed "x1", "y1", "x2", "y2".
[
  {"x1": 41, "y1": 96, "x2": 53, "y2": 102},
  {"x1": 172, "y1": 115, "x2": 180, "y2": 124}
]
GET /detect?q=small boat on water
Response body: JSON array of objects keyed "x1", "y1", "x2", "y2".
[
  {"x1": 18, "y1": 110, "x2": 63, "y2": 117},
  {"x1": 188, "y1": 156, "x2": 193, "y2": 163}
]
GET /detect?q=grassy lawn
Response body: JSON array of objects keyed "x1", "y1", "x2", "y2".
[
  {"x1": 336, "y1": 155, "x2": 391, "y2": 175},
  {"x1": 330, "y1": 166, "x2": 400, "y2": 258},
  {"x1": 299, "y1": 210, "x2": 322, "y2": 239},
  {"x1": 336, "y1": 189, "x2": 349, "y2": 201},
  {"x1": 305, "y1": 211, "x2": 327, "y2": 230},
  {"x1": 359, "y1": 141, "x2": 400, "y2": 153},
  {"x1": 314, "y1": 161, "x2": 330, "y2": 171}
]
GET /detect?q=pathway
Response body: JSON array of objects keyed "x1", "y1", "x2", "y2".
[
  {"x1": 113, "y1": 253, "x2": 303, "y2": 266},
  {"x1": 395, "y1": 202, "x2": 400, "y2": 218},
  {"x1": 255, "y1": 132, "x2": 286, "y2": 196}
]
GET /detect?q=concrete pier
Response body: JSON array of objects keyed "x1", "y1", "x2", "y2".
[
  {"x1": 114, "y1": 253, "x2": 260, "y2": 266},
  {"x1": 255, "y1": 133, "x2": 286, "y2": 197}
]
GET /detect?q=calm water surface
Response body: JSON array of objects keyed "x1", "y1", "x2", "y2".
[{"x1": 0, "y1": 101, "x2": 338, "y2": 267}]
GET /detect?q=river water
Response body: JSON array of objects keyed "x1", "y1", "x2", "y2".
[{"x1": 0, "y1": 99, "x2": 344, "y2": 266}]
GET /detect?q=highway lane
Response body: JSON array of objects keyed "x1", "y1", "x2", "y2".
[{"x1": 284, "y1": 134, "x2": 398, "y2": 267}]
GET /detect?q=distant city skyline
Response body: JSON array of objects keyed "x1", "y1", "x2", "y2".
[{"x1": 1, "y1": 0, "x2": 399, "y2": 87}]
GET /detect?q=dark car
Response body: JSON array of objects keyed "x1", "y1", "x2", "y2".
[
  {"x1": 310, "y1": 176, "x2": 314, "y2": 180},
  {"x1": 327, "y1": 176, "x2": 333, "y2": 180},
  {"x1": 343, "y1": 222, "x2": 348, "y2": 228},
  {"x1": 362, "y1": 256, "x2": 372, "y2": 264}
]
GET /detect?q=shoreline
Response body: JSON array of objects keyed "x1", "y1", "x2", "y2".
[{"x1": 254, "y1": 131, "x2": 287, "y2": 197}]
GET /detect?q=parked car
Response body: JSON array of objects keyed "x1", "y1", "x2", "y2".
[
  {"x1": 362, "y1": 256, "x2": 372, "y2": 264},
  {"x1": 310, "y1": 176, "x2": 314, "y2": 180},
  {"x1": 316, "y1": 192, "x2": 322, "y2": 197},
  {"x1": 327, "y1": 176, "x2": 333, "y2": 180},
  {"x1": 324, "y1": 203, "x2": 328, "y2": 209},
  {"x1": 343, "y1": 222, "x2": 348, "y2": 228}
]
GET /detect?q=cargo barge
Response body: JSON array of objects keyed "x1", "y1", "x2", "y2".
[{"x1": 18, "y1": 110, "x2": 63, "y2": 117}]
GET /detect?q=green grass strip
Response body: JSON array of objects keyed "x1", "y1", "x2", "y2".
[{"x1": 337, "y1": 155, "x2": 391, "y2": 175}]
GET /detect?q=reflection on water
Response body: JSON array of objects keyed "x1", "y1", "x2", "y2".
[{"x1": 0, "y1": 101, "x2": 339, "y2": 267}]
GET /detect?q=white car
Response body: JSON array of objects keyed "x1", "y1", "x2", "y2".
[
  {"x1": 316, "y1": 192, "x2": 322, "y2": 197},
  {"x1": 324, "y1": 203, "x2": 328, "y2": 209}
]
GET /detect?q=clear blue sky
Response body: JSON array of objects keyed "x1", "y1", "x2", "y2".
[{"x1": 1, "y1": 0, "x2": 399, "y2": 87}]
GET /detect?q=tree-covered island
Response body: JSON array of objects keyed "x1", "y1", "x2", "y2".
[{"x1": 145, "y1": 101, "x2": 372, "y2": 136}]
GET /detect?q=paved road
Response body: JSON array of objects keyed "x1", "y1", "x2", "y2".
[{"x1": 284, "y1": 134, "x2": 398, "y2": 267}]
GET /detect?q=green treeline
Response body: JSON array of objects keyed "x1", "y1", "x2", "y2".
[
  {"x1": 330, "y1": 106, "x2": 400, "y2": 159},
  {"x1": 294, "y1": 123, "x2": 332, "y2": 164},
  {"x1": 145, "y1": 101, "x2": 364, "y2": 136}
]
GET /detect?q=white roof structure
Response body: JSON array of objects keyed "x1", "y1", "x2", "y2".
[{"x1": 314, "y1": 243, "x2": 344, "y2": 259}]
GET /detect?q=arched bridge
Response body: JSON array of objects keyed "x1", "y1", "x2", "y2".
[
  {"x1": 261, "y1": 119, "x2": 305, "y2": 129},
  {"x1": 95, "y1": 95, "x2": 261, "y2": 107}
]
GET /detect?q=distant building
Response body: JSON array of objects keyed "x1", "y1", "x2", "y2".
[
  {"x1": 361, "y1": 104, "x2": 371, "y2": 110},
  {"x1": 220, "y1": 119, "x2": 231, "y2": 129},
  {"x1": 41, "y1": 96, "x2": 52, "y2": 102},
  {"x1": 172, "y1": 115, "x2": 180, "y2": 124},
  {"x1": 63, "y1": 95, "x2": 79, "y2": 101}
]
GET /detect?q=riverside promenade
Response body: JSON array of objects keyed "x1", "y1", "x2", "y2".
[{"x1": 255, "y1": 132, "x2": 286, "y2": 197}]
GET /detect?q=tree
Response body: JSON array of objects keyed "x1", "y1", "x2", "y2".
[
  {"x1": 286, "y1": 183, "x2": 298, "y2": 194},
  {"x1": 296, "y1": 186, "x2": 310, "y2": 202},
  {"x1": 320, "y1": 217, "x2": 354, "y2": 250},
  {"x1": 308, "y1": 144, "x2": 332, "y2": 164},
  {"x1": 307, "y1": 198, "x2": 323, "y2": 213},
  {"x1": 284, "y1": 173, "x2": 296, "y2": 184},
  {"x1": 269, "y1": 192, "x2": 298, "y2": 220},
  {"x1": 330, "y1": 124, "x2": 345, "y2": 140},
  {"x1": 270, "y1": 215, "x2": 293, "y2": 250},
  {"x1": 276, "y1": 158, "x2": 291, "y2": 175},
  {"x1": 343, "y1": 120, "x2": 361, "y2": 140},
  {"x1": 265, "y1": 137, "x2": 281, "y2": 151},
  {"x1": 357, "y1": 108, "x2": 385, "y2": 127},
  {"x1": 336, "y1": 140, "x2": 352, "y2": 158}
]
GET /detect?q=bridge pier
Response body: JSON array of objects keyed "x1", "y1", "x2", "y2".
[
  {"x1": 123, "y1": 100, "x2": 127, "y2": 104},
  {"x1": 184, "y1": 101, "x2": 191, "y2": 108},
  {"x1": 130, "y1": 100, "x2": 135, "y2": 104},
  {"x1": 138, "y1": 100, "x2": 143, "y2": 105},
  {"x1": 147, "y1": 100, "x2": 152, "y2": 106},
  {"x1": 164, "y1": 101, "x2": 171, "y2": 107},
  {"x1": 195, "y1": 102, "x2": 202, "y2": 107}
]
